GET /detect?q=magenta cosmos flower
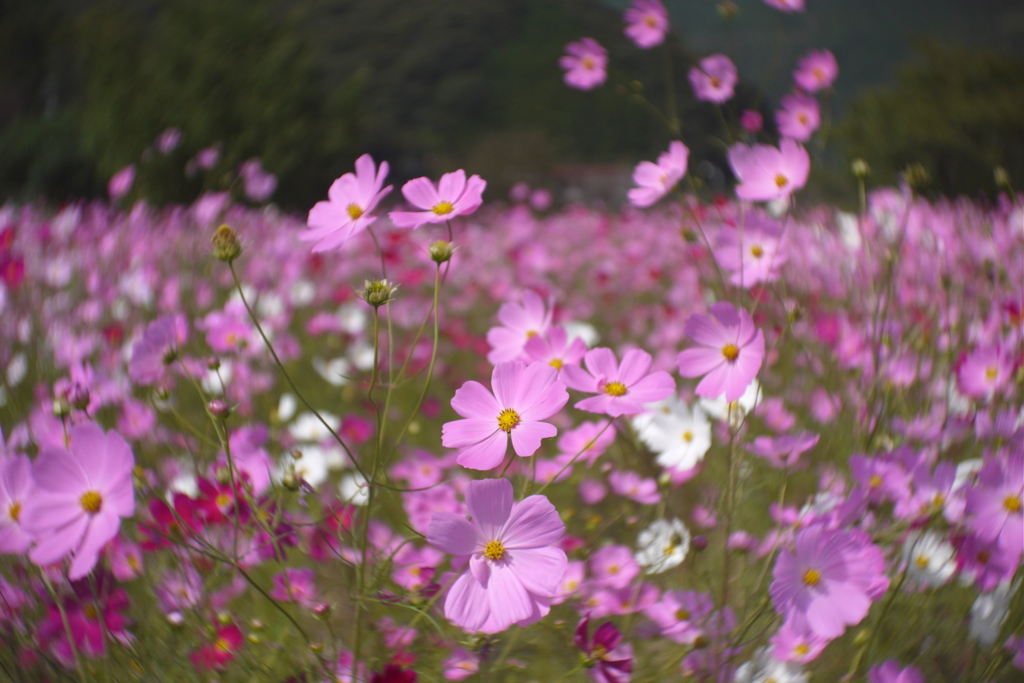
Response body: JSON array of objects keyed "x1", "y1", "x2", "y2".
[
  {"x1": 389, "y1": 169, "x2": 486, "y2": 230},
  {"x1": 689, "y1": 54, "x2": 737, "y2": 104},
  {"x1": 442, "y1": 361, "x2": 568, "y2": 470},
  {"x1": 770, "y1": 524, "x2": 888, "y2": 640},
  {"x1": 776, "y1": 92, "x2": 820, "y2": 142},
  {"x1": 300, "y1": 154, "x2": 392, "y2": 252},
  {"x1": 793, "y1": 49, "x2": 838, "y2": 92},
  {"x1": 677, "y1": 302, "x2": 765, "y2": 402},
  {"x1": 21, "y1": 422, "x2": 136, "y2": 580},
  {"x1": 627, "y1": 140, "x2": 689, "y2": 208},
  {"x1": 560, "y1": 38, "x2": 608, "y2": 90},
  {"x1": 728, "y1": 138, "x2": 810, "y2": 202},
  {"x1": 427, "y1": 478, "x2": 567, "y2": 633},
  {"x1": 624, "y1": 0, "x2": 669, "y2": 49},
  {"x1": 561, "y1": 347, "x2": 675, "y2": 417}
]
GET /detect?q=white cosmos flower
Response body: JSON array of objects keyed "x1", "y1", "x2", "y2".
[
  {"x1": 339, "y1": 472, "x2": 370, "y2": 506},
  {"x1": 734, "y1": 647, "x2": 807, "y2": 683},
  {"x1": 637, "y1": 397, "x2": 711, "y2": 473},
  {"x1": 635, "y1": 518, "x2": 691, "y2": 574},
  {"x1": 700, "y1": 380, "x2": 761, "y2": 424},
  {"x1": 969, "y1": 580, "x2": 1017, "y2": 646},
  {"x1": 902, "y1": 530, "x2": 956, "y2": 588},
  {"x1": 288, "y1": 411, "x2": 338, "y2": 443}
]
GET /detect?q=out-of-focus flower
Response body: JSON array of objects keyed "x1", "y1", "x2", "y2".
[
  {"x1": 191, "y1": 623, "x2": 243, "y2": 671},
  {"x1": 487, "y1": 290, "x2": 553, "y2": 364},
  {"x1": 108, "y1": 165, "x2": 135, "y2": 200},
  {"x1": 574, "y1": 616, "x2": 633, "y2": 683},
  {"x1": 624, "y1": 0, "x2": 669, "y2": 49},
  {"x1": 239, "y1": 159, "x2": 277, "y2": 202},
  {"x1": 793, "y1": 50, "x2": 838, "y2": 92},
  {"x1": 728, "y1": 139, "x2": 810, "y2": 202},
  {"x1": 627, "y1": 140, "x2": 689, "y2": 208},
  {"x1": 776, "y1": 93, "x2": 820, "y2": 142},
  {"x1": 741, "y1": 110, "x2": 764, "y2": 133},
  {"x1": 635, "y1": 518, "x2": 691, "y2": 573},
  {"x1": 128, "y1": 314, "x2": 189, "y2": 386},
  {"x1": 389, "y1": 170, "x2": 486, "y2": 229},
  {"x1": 300, "y1": 154, "x2": 393, "y2": 252},
  {"x1": 689, "y1": 54, "x2": 737, "y2": 104},
  {"x1": 868, "y1": 660, "x2": 925, "y2": 683},
  {"x1": 560, "y1": 38, "x2": 608, "y2": 90},
  {"x1": 0, "y1": 453, "x2": 33, "y2": 553},
  {"x1": 956, "y1": 344, "x2": 1014, "y2": 400},
  {"x1": 762, "y1": 0, "x2": 805, "y2": 12}
]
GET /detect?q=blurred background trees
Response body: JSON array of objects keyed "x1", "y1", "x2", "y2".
[{"x1": 0, "y1": 0, "x2": 1022, "y2": 208}]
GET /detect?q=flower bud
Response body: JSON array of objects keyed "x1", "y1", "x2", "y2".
[
  {"x1": 851, "y1": 158, "x2": 870, "y2": 179},
  {"x1": 994, "y1": 166, "x2": 1011, "y2": 190},
  {"x1": 692, "y1": 535, "x2": 708, "y2": 551},
  {"x1": 312, "y1": 602, "x2": 332, "y2": 618},
  {"x1": 208, "y1": 399, "x2": 231, "y2": 418},
  {"x1": 360, "y1": 279, "x2": 398, "y2": 308},
  {"x1": 207, "y1": 356, "x2": 221, "y2": 371},
  {"x1": 52, "y1": 396, "x2": 71, "y2": 418},
  {"x1": 216, "y1": 611, "x2": 233, "y2": 625},
  {"x1": 247, "y1": 633, "x2": 262, "y2": 645},
  {"x1": 308, "y1": 642, "x2": 324, "y2": 654},
  {"x1": 902, "y1": 163, "x2": 928, "y2": 191},
  {"x1": 429, "y1": 240, "x2": 455, "y2": 264},
  {"x1": 212, "y1": 224, "x2": 242, "y2": 262},
  {"x1": 249, "y1": 618, "x2": 266, "y2": 632},
  {"x1": 68, "y1": 384, "x2": 91, "y2": 411}
]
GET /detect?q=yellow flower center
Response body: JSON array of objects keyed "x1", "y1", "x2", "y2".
[
  {"x1": 225, "y1": 332, "x2": 237, "y2": 346},
  {"x1": 774, "y1": 173, "x2": 788, "y2": 188},
  {"x1": 216, "y1": 492, "x2": 232, "y2": 508},
  {"x1": 431, "y1": 201, "x2": 454, "y2": 216},
  {"x1": 1005, "y1": 495, "x2": 1022, "y2": 513},
  {"x1": 812, "y1": 67, "x2": 825, "y2": 81},
  {"x1": 483, "y1": 540, "x2": 505, "y2": 560},
  {"x1": 722, "y1": 343, "x2": 739, "y2": 361},
  {"x1": 608, "y1": 565, "x2": 619, "y2": 574},
  {"x1": 915, "y1": 554, "x2": 930, "y2": 569},
  {"x1": 526, "y1": 329, "x2": 538, "y2": 339},
  {"x1": 128, "y1": 555, "x2": 140, "y2": 572},
  {"x1": 549, "y1": 358, "x2": 564, "y2": 370},
  {"x1": 644, "y1": 15, "x2": 657, "y2": 27},
  {"x1": 682, "y1": 430, "x2": 694, "y2": 442},
  {"x1": 8, "y1": 501, "x2": 20, "y2": 522},
  {"x1": 798, "y1": 113, "x2": 808, "y2": 125},
  {"x1": 80, "y1": 490, "x2": 103, "y2": 514},
  {"x1": 582, "y1": 57, "x2": 595, "y2": 70},
  {"x1": 346, "y1": 203, "x2": 364, "y2": 220},
  {"x1": 710, "y1": 76, "x2": 721, "y2": 88},
  {"x1": 985, "y1": 365, "x2": 998, "y2": 381},
  {"x1": 603, "y1": 382, "x2": 627, "y2": 396},
  {"x1": 802, "y1": 568, "x2": 821, "y2": 586},
  {"x1": 675, "y1": 609, "x2": 691, "y2": 621},
  {"x1": 497, "y1": 408, "x2": 521, "y2": 433},
  {"x1": 750, "y1": 244, "x2": 764, "y2": 258},
  {"x1": 214, "y1": 637, "x2": 233, "y2": 653},
  {"x1": 869, "y1": 474, "x2": 882, "y2": 489},
  {"x1": 794, "y1": 643, "x2": 809, "y2": 656}
]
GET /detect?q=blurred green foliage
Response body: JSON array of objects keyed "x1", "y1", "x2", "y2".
[{"x1": 838, "y1": 43, "x2": 1024, "y2": 199}]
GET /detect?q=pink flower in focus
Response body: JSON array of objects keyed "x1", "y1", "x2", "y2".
[
  {"x1": 442, "y1": 361, "x2": 568, "y2": 470},
  {"x1": 560, "y1": 38, "x2": 608, "y2": 90},
  {"x1": 627, "y1": 140, "x2": 689, "y2": 208},
  {"x1": 677, "y1": 302, "x2": 765, "y2": 402},
  {"x1": 624, "y1": 0, "x2": 669, "y2": 49},
  {"x1": 108, "y1": 165, "x2": 135, "y2": 200},
  {"x1": 301, "y1": 154, "x2": 393, "y2": 252},
  {"x1": 762, "y1": 0, "x2": 805, "y2": 12},
  {"x1": 776, "y1": 92, "x2": 820, "y2": 142},
  {"x1": 689, "y1": 54, "x2": 737, "y2": 104},
  {"x1": 728, "y1": 139, "x2": 810, "y2": 202},
  {"x1": 562, "y1": 347, "x2": 675, "y2": 417},
  {"x1": 389, "y1": 170, "x2": 486, "y2": 229},
  {"x1": 0, "y1": 453, "x2": 33, "y2": 553},
  {"x1": 794, "y1": 49, "x2": 838, "y2": 92},
  {"x1": 487, "y1": 290, "x2": 553, "y2": 364},
  {"x1": 427, "y1": 478, "x2": 567, "y2": 633},
  {"x1": 21, "y1": 422, "x2": 136, "y2": 580}
]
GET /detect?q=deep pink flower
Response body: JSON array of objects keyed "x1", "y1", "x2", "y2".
[
  {"x1": 740, "y1": 110, "x2": 763, "y2": 133},
  {"x1": 794, "y1": 49, "x2": 838, "y2": 92},
  {"x1": 38, "y1": 576, "x2": 132, "y2": 665},
  {"x1": 442, "y1": 361, "x2": 568, "y2": 470},
  {"x1": 574, "y1": 616, "x2": 633, "y2": 683},
  {"x1": 562, "y1": 348, "x2": 675, "y2": 417},
  {"x1": 762, "y1": 0, "x2": 805, "y2": 12},
  {"x1": 389, "y1": 169, "x2": 486, "y2": 229},
  {"x1": 21, "y1": 422, "x2": 136, "y2": 580},
  {"x1": 689, "y1": 54, "x2": 737, "y2": 104},
  {"x1": 427, "y1": 478, "x2": 567, "y2": 633},
  {"x1": 0, "y1": 453, "x2": 33, "y2": 553},
  {"x1": 728, "y1": 139, "x2": 810, "y2": 202},
  {"x1": 770, "y1": 524, "x2": 888, "y2": 639},
  {"x1": 627, "y1": 140, "x2": 689, "y2": 208},
  {"x1": 560, "y1": 38, "x2": 608, "y2": 90},
  {"x1": 487, "y1": 290, "x2": 553, "y2": 363},
  {"x1": 370, "y1": 664, "x2": 417, "y2": 683},
  {"x1": 192, "y1": 623, "x2": 243, "y2": 671},
  {"x1": 300, "y1": 154, "x2": 392, "y2": 252},
  {"x1": 624, "y1": 0, "x2": 669, "y2": 49},
  {"x1": 677, "y1": 302, "x2": 765, "y2": 402},
  {"x1": 776, "y1": 92, "x2": 820, "y2": 142}
]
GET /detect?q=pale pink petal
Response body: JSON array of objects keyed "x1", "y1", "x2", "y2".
[
  {"x1": 507, "y1": 546, "x2": 567, "y2": 596},
  {"x1": 69, "y1": 512, "x2": 120, "y2": 579},
  {"x1": 29, "y1": 514, "x2": 89, "y2": 566},
  {"x1": 684, "y1": 313, "x2": 735, "y2": 347},
  {"x1": 510, "y1": 421, "x2": 557, "y2": 458},
  {"x1": 466, "y1": 479, "x2": 513, "y2": 540},
  {"x1": 455, "y1": 432, "x2": 509, "y2": 471},
  {"x1": 487, "y1": 562, "x2": 534, "y2": 627},
  {"x1": 500, "y1": 495, "x2": 564, "y2": 549},
  {"x1": 31, "y1": 447, "x2": 88, "y2": 493},
  {"x1": 443, "y1": 419, "x2": 500, "y2": 449},
  {"x1": 626, "y1": 371, "x2": 675, "y2": 404},
  {"x1": 560, "y1": 364, "x2": 597, "y2": 392},
  {"x1": 428, "y1": 512, "x2": 480, "y2": 556},
  {"x1": 617, "y1": 349, "x2": 653, "y2": 385},
  {"x1": 388, "y1": 210, "x2": 433, "y2": 230},
  {"x1": 585, "y1": 348, "x2": 620, "y2": 380},
  {"x1": 677, "y1": 348, "x2": 726, "y2": 377},
  {"x1": 450, "y1": 380, "x2": 500, "y2": 419},
  {"x1": 445, "y1": 570, "x2": 490, "y2": 632},
  {"x1": 437, "y1": 170, "x2": 467, "y2": 202},
  {"x1": 402, "y1": 177, "x2": 440, "y2": 210},
  {"x1": 491, "y1": 362, "x2": 524, "y2": 410}
]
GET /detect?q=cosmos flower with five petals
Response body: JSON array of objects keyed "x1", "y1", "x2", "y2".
[
  {"x1": 677, "y1": 302, "x2": 765, "y2": 403},
  {"x1": 562, "y1": 348, "x2": 676, "y2": 417},
  {"x1": 389, "y1": 170, "x2": 486, "y2": 230},
  {"x1": 300, "y1": 154, "x2": 392, "y2": 252}
]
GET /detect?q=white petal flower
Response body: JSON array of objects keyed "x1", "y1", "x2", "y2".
[{"x1": 635, "y1": 518, "x2": 691, "y2": 573}]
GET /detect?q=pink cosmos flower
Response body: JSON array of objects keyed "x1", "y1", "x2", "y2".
[
  {"x1": 562, "y1": 347, "x2": 676, "y2": 417},
  {"x1": 524, "y1": 324, "x2": 588, "y2": 372},
  {"x1": 156, "y1": 127, "x2": 183, "y2": 154},
  {"x1": 442, "y1": 361, "x2": 568, "y2": 470},
  {"x1": 688, "y1": 54, "x2": 737, "y2": 104},
  {"x1": 770, "y1": 524, "x2": 888, "y2": 639},
  {"x1": 389, "y1": 169, "x2": 486, "y2": 229},
  {"x1": 740, "y1": 110, "x2": 764, "y2": 133},
  {"x1": 868, "y1": 661, "x2": 925, "y2": 683},
  {"x1": 239, "y1": 158, "x2": 277, "y2": 202},
  {"x1": 713, "y1": 214, "x2": 788, "y2": 287},
  {"x1": 728, "y1": 138, "x2": 810, "y2": 202},
  {"x1": 270, "y1": 568, "x2": 318, "y2": 608},
  {"x1": 762, "y1": 0, "x2": 805, "y2": 12},
  {"x1": 108, "y1": 165, "x2": 135, "y2": 200},
  {"x1": 964, "y1": 450, "x2": 1023, "y2": 558},
  {"x1": 427, "y1": 478, "x2": 567, "y2": 633},
  {"x1": 590, "y1": 544, "x2": 641, "y2": 589},
  {"x1": 794, "y1": 49, "x2": 838, "y2": 92},
  {"x1": 677, "y1": 302, "x2": 765, "y2": 402},
  {"x1": 300, "y1": 154, "x2": 393, "y2": 252},
  {"x1": 775, "y1": 92, "x2": 821, "y2": 142},
  {"x1": 0, "y1": 453, "x2": 33, "y2": 553},
  {"x1": 487, "y1": 290, "x2": 553, "y2": 364},
  {"x1": 608, "y1": 469, "x2": 661, "y2": 505},
  {"x1": 624, "y1": 0, "x2": 669, "y2": 49},
  {"x1": 128, "y1": 314, "x2": 188, "y2": 386},
  {"x1": 21, "y1": 422, "x2": 136, "y2": 580},
  {"x1": 956, "y1": 344, "x2": 1014, "y2": 399},
  {"x1": 560, "y1": 38, "x2": 608, "y2": 90},
  {"x1": 627, "y1": 140, "x2": 689, "y2": 208}
]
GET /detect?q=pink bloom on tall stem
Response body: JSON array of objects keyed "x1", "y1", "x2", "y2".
[
  {"x1": 677, "y1": 303, "x2": 765, "y2": 402},
  {"x1": 427, "y1": 478, "x2": 567, "y2": 633},
  {"x1": 389, "y1": 170, "x2": 486, "y2": 229},
  {"x1": 775, "y1": 92, "x2": 820, "y2": 142},
  {"x1": 442, "y1": 361, "x2": 568, "y2": 470},
  {"x1": 627, "y1": 140, "x2": 689, "y2": 208},
  {"x1": 794, "y1": 49, "x2": 838, "y2": 92},
  {"x1": 688, "y1": 54, "x2": 737, "y2": 104},
  {"x1": 300, "y1": 154, "x2": 392, "y2": 252},
  {"x1": 728, "y1": 139, "x2": 810, "y2": 202},
  {"x1": 21, "y1": 423, "x2": 136, "y2": 580},
  {"x1": 624, "y1": 0, "x2": 669, "y2": 49},
  {"x1": 562, "y1": 348, "x2": 675, "y2": 417},
  {"x1": 560, "y1": 38, "x2": 608, "y2": 90}
]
